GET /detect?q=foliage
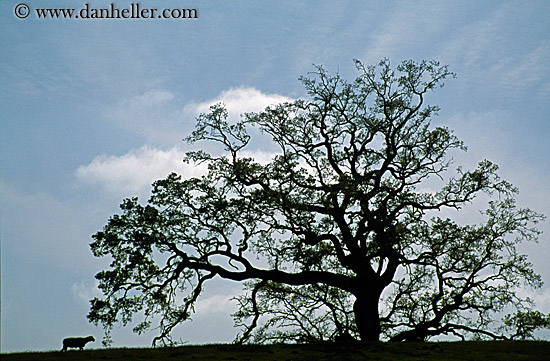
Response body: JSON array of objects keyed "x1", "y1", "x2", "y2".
[
  {"x1": 503, "y1": 311, "x2": 550, "y2": 340},
  {"x1": 88, "y1": 59, "x2": 547, "y2": 345}
]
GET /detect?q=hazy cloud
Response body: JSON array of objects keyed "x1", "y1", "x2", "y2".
[
  {"x1": 493, "y1": 41, "x2": 550, "y2": 100},
  {"x1": 437, "y1": 2, "x2": 550, "y2": 101},
  {"x1": 195, "y1": 294, "x2": 239, "y2": 314},
  {"x1": 105, "y1": 89, "x2": 188, "y2": 146},
  {"x1": 105, "y1": 87, "x2": 294, "y2": 146},
  {"x1": 72, "y1": 280, "x2": 103, "y2": 305},
  {"x1": 362, "y1": 0, "x2": 456, "y2": 63},
  {"x1": 0, "y1": 182, "x2": 101, "y2": 273}
]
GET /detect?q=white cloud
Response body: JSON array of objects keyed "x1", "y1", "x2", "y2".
[
  {"x1": 76, "y1": 145, "x2": 205, "y2": 199},
  {"x1": 240, "y1": 149, "x2": 279, "y2": 165},
  {"x1": 184, "y1": 87, "x2": 294, "y2": 120},
  {"x1": 79, "y1": 87, "x2": 292, "y2": 198},
  {"x1": 76, "y1": 145, "x2": 280, "y2": 199}
]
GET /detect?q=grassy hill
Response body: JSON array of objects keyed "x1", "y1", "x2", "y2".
[{"x1": 2, "y1": 341, "x2": 549, "y2": 361}]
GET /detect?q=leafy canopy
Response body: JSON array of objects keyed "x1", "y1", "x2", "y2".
[{"x1": 88, "y1": 59, "x2": 547, "y2": 345}]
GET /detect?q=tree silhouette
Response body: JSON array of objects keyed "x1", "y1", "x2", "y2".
[{"x1": 88, "y1": 59, "x2": 547, "y2": 345}]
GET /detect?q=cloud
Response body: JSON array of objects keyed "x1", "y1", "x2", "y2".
[
  {"x1": 72, "y1": 280, "x2": 103, "y2": 305},
  {"x1": 184, "y1": 86, "x2": 294, "y2": 120},
  {"x1": 439, "y1": 6, "x2": 505, "y2": 68},
  {"x1": 76, "y1": 145, "x2": 279, "y2": 199},
  {"x1": 80, "y1": 87, "x2": 292, "y2": 198},
  {"x1": 361, "y1": 0, "x2": 457, "y2": 63},
  {"x1": 532, "y1": 289, "x2": 550, "y2": 313},
  {"x1": 106, "y1": 87, "x2": 294, "y2": 147},
  {"x1": 0, "y1": 182, "x2": 102, "y2": 273},
  {"x1": 76, "y1": 145, "x2": 204, "y2": 199},
  {"x1": 437, "y1": 3, "x2": 550, "y2": 101},
  {"x1": 443, "y1": 109, "x2": 550, "y2": 304},
  {"x1": 493, "y1": 41, "x2": 550, "y2": 100},
  {"x1": 195, "y1": 294, "x2": 239, "y2": 314},
  {"x1": 105, "y1": 89, "x2": 188, "y2": 146},
  {"x1": 133, "y1": 89, "x2": 175, "y2": 105}
]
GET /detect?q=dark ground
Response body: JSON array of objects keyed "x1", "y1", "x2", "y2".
[{"x1": 2, "y1": 341, "x2": 550, "y2": 361}]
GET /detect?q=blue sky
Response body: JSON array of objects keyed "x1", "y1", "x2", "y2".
[{"x1": 1, "y1": 0, "x2": 549, "y2": 352}]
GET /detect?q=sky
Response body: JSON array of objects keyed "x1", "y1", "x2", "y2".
[{"x1": 1, "y1": 0, "x2": 549, "y2": 353}]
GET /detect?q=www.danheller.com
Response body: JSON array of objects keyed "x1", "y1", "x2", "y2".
[{"x1": 14, "y1": 3, "x2": 199, "y2": 20}]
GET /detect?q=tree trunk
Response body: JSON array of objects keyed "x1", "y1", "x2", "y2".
[{"x1": 353, "y1": 295, "x2": 381, "y2": 342}]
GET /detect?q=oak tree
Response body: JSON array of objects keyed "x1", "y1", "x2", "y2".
[{"x1": 88, "y1": 59, "x2": 547, "y2": 345}]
